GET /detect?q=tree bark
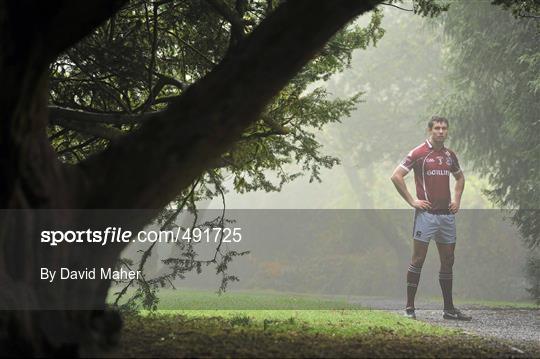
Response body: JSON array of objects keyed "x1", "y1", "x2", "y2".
[{"x1": 0, "y1": 0, "x2": 382, "y2": 355}]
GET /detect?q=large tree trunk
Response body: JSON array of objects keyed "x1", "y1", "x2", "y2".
[
  {"x1": 0, "y1": 43, "x2": 121, "y2": 357},
  {"x1": 0, "y1": 0, "x2": 382, "y2": 355},
  {"x1": 0, "y1": 2, "x2": 129, "y2": 354}
]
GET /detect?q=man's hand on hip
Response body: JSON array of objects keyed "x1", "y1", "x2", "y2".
[
  {"x1": 449, "y1": 200, "x2": 460, "y2": 214},
  {"x1": 411, "y1": 199, "x2": 432, "y2": 210}
]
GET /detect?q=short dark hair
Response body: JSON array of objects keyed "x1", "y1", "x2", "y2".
[{"x1": 428, "y1": 116, "x2": 449, "y2": 129}]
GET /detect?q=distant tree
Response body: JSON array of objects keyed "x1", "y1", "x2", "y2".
[
  {"x1": 435, "y1": 0, "x2": 539, "y2": 247},
  {"x1": 434, "y1": 0, "x2": 539, "y2": 299}
]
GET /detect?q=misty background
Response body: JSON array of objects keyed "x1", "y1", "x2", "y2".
[{"x1": 120, "y1": 4, "x2": 536, "y2": 304}]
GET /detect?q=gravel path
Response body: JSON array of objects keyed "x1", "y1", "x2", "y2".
[{"x1": 350, "y1": 296, "x2": 539, "y2": 354}]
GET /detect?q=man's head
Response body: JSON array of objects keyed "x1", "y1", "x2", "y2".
[
  {"x1": 428, "y1": 116, "x2": 449, "y2": 130},
  {"x1": 427, "y1": 116, "x2": 449, "y2": 145}
]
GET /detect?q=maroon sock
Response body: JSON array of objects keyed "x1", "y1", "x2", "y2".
[
  {"x1": 439, "y1": 271, "x2": 454, "y2": 310},
  {"x1": 406, "y1": 264, "x2": 422, "y2": 308}
]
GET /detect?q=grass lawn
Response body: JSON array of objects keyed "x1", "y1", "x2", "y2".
[
  {"x1": 151, "y1": 288, "x2": 361, "y2": 310},
  {"x1": 109, "y1": 289, "x2": 534, "y2": 357}
]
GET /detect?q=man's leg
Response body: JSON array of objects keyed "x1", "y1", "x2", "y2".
[
  {"x1": 436, "y1": 242, "x2": 455, "y2": 311},
  {"x1": 406, "y1": 239, "x2": 429, "y2": 309}
]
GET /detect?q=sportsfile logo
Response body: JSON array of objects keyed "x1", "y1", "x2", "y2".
[{"x1": 40, "y1": 227, "x2": 243, "y2": 246}]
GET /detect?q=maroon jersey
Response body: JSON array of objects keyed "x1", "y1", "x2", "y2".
[{"x1": 400, "y1": 140, "x2": 461, "y2": 212}]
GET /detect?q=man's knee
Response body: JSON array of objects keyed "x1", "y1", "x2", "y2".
[
  {"x1": 411, "y1": 255, "x2": 426, "y2": 268},
  {"x1": 440, "y1": 254, "x2": 454, "y2": 268}
]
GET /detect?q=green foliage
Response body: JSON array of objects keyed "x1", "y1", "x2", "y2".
[
  {"x1": 434, "y1": 0, "x2": 540, "y2": 248},
  {"x1": 48, "y1": 1, "x2": 389, "y2": 310},
  {"x1": 49, "y1": 2, "x2": 385, "y2": 186},
  {"x1": 412, "y1": 0, "x2": 450, "y2": 17},
  {"x1": 229, "y1": 314, "x2": 253, "y2": 326},
  {"x1": 492, "y1": 0, "x2": 540, "y2": 19},
  {"x1": 431, "y1": 1, "x2": 539, "y2": 301},
  {"x1": 113, "y1": 208, "x2": 250, "y2": 311},
  {"x1": 384, "y1": 0, "x2": 450, "y2": 17}
]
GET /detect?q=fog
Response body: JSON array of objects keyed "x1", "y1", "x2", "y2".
[
  {"x1": 119, "y1": 4, "x2": 537, "y2": 307},
  {"x1": 211, "y1": 6, "x2": 493, "y2": 211}
]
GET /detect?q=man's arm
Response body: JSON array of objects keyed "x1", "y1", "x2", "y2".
[
  {"x1": 390, "y1": 167, "x2": 431, "y2": 210},
  {"x1": 449, "y1": 171, "x2": 465, "y2": 214}
]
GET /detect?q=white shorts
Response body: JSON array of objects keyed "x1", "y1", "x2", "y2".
[{"x1": 412, "y1": 210, "x2": 456, "y2": 244}]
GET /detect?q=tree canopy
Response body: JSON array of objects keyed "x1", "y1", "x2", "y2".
[{"x1": 48, "y1": 1, "x2": 385, "y2": 195}]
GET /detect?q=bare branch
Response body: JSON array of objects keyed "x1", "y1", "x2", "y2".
[{"x1": 381, "y1": 2, "x2": 413, "y2": 12}]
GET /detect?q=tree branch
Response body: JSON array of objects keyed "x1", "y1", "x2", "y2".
[
  {"x1": 134, "y1": 74, "x2": 188, "y2": 113},
  {"x1": 151, "y1": 96, "x2": 182, "y2": 105},
  {"x1": 50, "y1": 117, "x2": 123, "y2": 141},
  {"x1": 163, "y1": 29, "x2": 217, "y2": 66},
  {"x1": 48, "y1": 106, "x2": 164, "y2": 125},
  {"x1": 205, "y1": 0, "x2": 246, "y2": 43},
  {"x1": 79, "y1": 0, "x2": 382, "y2": 214},
  {"x1": 381, "y1": 2, "x2": 413, "y2": 12},
  {"x1": 240, "y1": 129, "x2": 288, "y2": 141},
  {"x1": 0, "y1": 1, "x2": 126, "y2": 74},
  {"x1": 518, "y1": 12, "x2": 540, "y2": 19},
  {"x1": 56, "y1": 137, "x2": 98, "y2": 156},
  {"x1": 42, "y1": 0, "x2": 128, "y2": 61}
]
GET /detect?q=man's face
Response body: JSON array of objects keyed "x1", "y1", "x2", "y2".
[{"x1": 429, "y1": 121, "x2": 448, "y2": 143}]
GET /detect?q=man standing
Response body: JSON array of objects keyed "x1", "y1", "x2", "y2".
[{"x1": 390, "y1": 116, "x2": 471, "y2": 320}]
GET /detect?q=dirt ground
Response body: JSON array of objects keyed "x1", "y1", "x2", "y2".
[{"x1": 351, "y1": 296, "x2": 540, "y2": 355}]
